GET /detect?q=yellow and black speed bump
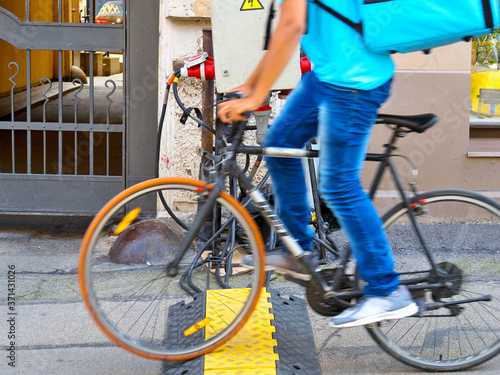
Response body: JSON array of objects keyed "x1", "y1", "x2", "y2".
[
  {"x1": 270, "y1": 290, "x2": 321, "y2": 375},
  {"x1": 162, "y1": 288, "x2": 321, "y2": 375}
]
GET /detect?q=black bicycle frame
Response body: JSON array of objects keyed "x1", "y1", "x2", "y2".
[
  {"x1": 169, "y1": 121, "x2": 449, "y2": 297},
  {"x1": 237, "y1": 125, "x2": 448, "y2": 293}
]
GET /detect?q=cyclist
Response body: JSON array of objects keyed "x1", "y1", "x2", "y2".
[{"x1": 217, "y1": 0, "x2": 417, "y2": 328}]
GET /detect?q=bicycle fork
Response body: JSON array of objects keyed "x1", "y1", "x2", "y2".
[{"x1": 166, "y1": 176, "x2": 226, "y2": 277}]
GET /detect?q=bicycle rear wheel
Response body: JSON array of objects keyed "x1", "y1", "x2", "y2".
[
  {"x1": 368, "y1": 189, "x2": 500, "y2": 371},
  {"x1": 79, "y1": 177, "x2": 266, "y2": 361}
]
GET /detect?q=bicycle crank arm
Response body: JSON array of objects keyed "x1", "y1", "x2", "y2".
[
  {"x1": 284, "y1": 274, "x2": 309, "y2": 287},
  {"x1": 424, "y1": 295, "x2": 492, "y2": 312}
]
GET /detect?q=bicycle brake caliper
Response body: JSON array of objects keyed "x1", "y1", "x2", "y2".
[
  {"x1": 194, "y1": 185, "x2": 211, "y2": 200},
  {"x1": 409, "y1": 199, "x2": 428, "y2": 215},
  {"x1": 408, "y1": 183, "x2": 427, "y2": 215}
]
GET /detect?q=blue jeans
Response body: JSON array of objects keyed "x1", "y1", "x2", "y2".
[{"x1": 263, "y1": 71, "x2": 399, "y2": 296}]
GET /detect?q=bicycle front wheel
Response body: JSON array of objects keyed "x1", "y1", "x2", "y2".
[
  {"x1": 79, "y1": 177, "x2": 266, "y2": 361},
  {"x1": 367, "y1": 189, "x2": 500, "y2": 371}
]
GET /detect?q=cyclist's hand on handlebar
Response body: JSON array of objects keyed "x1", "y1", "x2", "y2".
[
  {"x1": 217, "y1": 93, "x2": 261, "y2": 123},
  {"x1": 230, "y1": 83, "x2": 253, "y2": 98}
]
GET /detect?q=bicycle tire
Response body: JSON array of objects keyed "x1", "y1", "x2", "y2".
[
  {"x1": 367, "y1": 189, "x2": 500, "y2": 371},
  {"x1": 79, "y1": 177, "x2": 266, "y2": 361}
]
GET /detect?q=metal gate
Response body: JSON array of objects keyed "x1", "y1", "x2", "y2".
[{"x1": 0, "y1": 0, "x2": 158, "y2": 216}]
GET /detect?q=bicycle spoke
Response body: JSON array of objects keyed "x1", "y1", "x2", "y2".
[
  {"x1": 125, "y1": 283, "x2": 170, "y2": 338},
  {"x1": 79, "y1": 178, "x2": 265, "y2": 360},
  {"x1": 107, "y1": 270, "x2": 169, "y2": 314},
  {"x1": 367, "y1": 191, "x2": 500, "y2": 370}
]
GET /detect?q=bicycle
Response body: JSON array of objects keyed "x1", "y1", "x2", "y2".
[
  {"x1": 156, "y1": 81, "x2": 340, "y2": 265},
  {"x1": 79, "y1": 105, "x2": 500, "y2": 371}
]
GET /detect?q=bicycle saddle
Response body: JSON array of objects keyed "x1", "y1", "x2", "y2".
[{"x1": 376, "y1": 114, "x2": 439, "y2": 133}]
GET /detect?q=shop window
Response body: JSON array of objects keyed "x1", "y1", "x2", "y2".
[
  {"x1": 470, "y1": 31, "x2": 500, "y2": 157},
  {"x1": 471, "y1": 31, "x2": 500, "y2": 123}
]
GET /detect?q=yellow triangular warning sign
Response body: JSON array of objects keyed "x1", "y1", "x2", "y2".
[{"x1": 240, "y1": 0, "x2": 264, "y2": 11}]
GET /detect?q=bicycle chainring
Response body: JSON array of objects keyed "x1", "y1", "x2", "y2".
[
  {"x1": 430, "y1": 262, "x2": 463, "y2": 300},
  {"x1": 306, "y1": 268, "x2": 354, "y2": 317}
]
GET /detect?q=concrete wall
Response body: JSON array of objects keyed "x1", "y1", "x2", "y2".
[
  {"x1": 159, "y1": 2, "x2": 500, "y2": 214},
  {"x1": 159, "y1": 0, "x2": 211, "y2": 184},
  {"x1": 159, "y1": 0, "x2": 276, "y2": 212},
  {"x1": 366, "y1": 43, "x2": 500, "y2": 213}
]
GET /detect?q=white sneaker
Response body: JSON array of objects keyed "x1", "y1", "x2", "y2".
[
  {"x1": 241, "y1": 249, "x2": 319, "y2": 281},
  {"x1": 329, "y1": 285, "x2": 418, "y2": 329}
]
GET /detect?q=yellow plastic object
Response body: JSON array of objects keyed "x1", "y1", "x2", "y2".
[
  {"x1": 471, "y1": 71, "x2": 500, "y2": 115},
  {"x1": 113, "y1": 207, "x2": 141, "y2": 235},
  {"x1": 184, "y1": 317, "x2": 212, "y2": 337},
  {"x1": 204, "y1": 288, "x2": 279, "y2": 374}
]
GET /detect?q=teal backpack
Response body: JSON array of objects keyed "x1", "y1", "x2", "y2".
[{"x1": 312, "y1": 0, "x2": 500, "y2": 54}]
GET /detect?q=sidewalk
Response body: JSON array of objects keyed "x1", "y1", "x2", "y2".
[
  {"x1": 1, "y1": 228, "x2": 500, "y2": 375},
  {"x1": 0, "y1": 229, "x2": 160, "y2": 375}
]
